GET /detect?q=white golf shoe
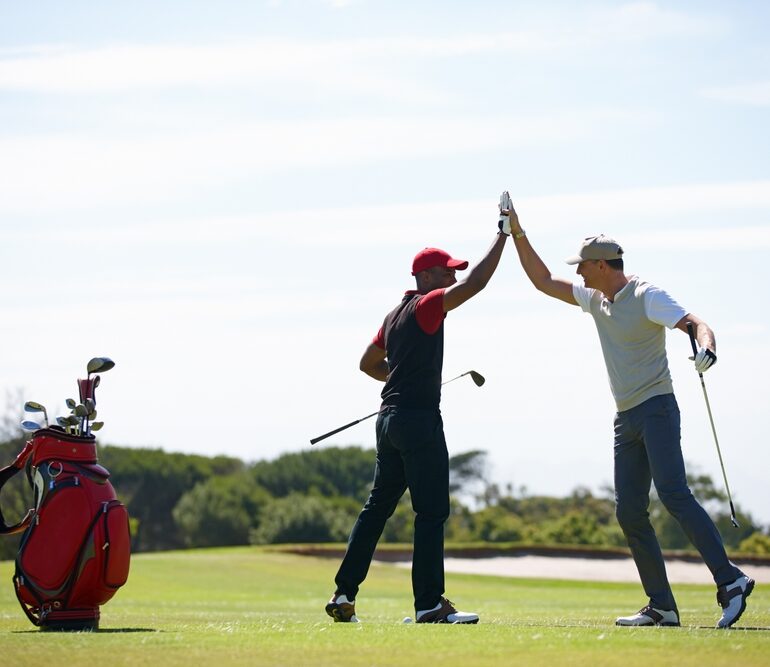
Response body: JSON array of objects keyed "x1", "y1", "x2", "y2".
[
  {"x1": 615, "y1": 605, "x2": 680, "y2": 627},
  {"x1": 716, "y1": 575, "x2": 754, "y2": 629},
  {"x1": 416, "y1": 597, "x2": 479, "y2": 624}
]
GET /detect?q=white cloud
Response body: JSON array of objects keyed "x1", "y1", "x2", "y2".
[
  {"x1": 521, "y1": 181, "x2": 770, "y2": 223},
  {"x1": 0, "y1": 5, "x2": 723, "y2": 95},
  {"x1": 7, "y1": 181, "x2": 769, "y2": 251},
  {"x1": 0, "y1": 112, "x2": 633, "y2": 213},
  {"x1": 598, "y1": 2, "x2": 723, "y2": 39},
  {"x1": 701, "y1": 81, "x2": 770, "y2": 107}
]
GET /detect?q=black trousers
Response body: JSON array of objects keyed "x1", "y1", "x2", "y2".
[{"x1": 334, "y1": 407, "x2": 450, "y2": 611}]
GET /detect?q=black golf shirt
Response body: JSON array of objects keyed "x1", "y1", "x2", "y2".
[{"x1": 373, "y1": 289, "x2": 446, "y2": 410}]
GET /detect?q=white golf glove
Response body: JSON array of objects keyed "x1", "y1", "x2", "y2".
[
  {"x1": 693, "y1": 347, "x2": 717, "y2": 373},
  {"x1": 498, "y1": 191, "x2": 513, "y2": 234}
]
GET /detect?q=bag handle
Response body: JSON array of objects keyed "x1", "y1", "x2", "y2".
[{"x1": 0, "y1": 442, "x2": 35, "y2": 535}]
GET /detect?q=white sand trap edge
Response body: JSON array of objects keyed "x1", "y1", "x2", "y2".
[{"x1": 389, "y1": 555, "x2": 770, "y2": 584}]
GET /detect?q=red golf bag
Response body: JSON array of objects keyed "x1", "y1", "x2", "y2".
[{"x1": 0, "y1": 429, "x2": 131, "y2": 630}]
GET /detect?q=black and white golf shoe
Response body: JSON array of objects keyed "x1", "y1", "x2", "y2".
[
  {"x1": 415, "y1": 597, "x2": 479, "y2": 624},
  {"x1": 615, "y1": 605, "x2": 680, "y2": 627},
  {"x1": 716, "y1": 575, "x2": 754, "y2": 629},
  {"x1": 325, "y1": 593, "x2": 359, "y2": 623}
]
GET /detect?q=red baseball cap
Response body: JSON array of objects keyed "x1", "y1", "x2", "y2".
[{"x1": 411, "y1": 248, "x2": 469, "y2": 276}]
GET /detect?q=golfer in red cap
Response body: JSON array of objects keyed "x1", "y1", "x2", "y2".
[{"x1": 326, "y1": 199, "x2": 510, "y2": 625}]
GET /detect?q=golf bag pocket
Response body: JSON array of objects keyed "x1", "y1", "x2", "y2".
[
  {"x1": 5, "y1": 429, "x2": 131, "y2": 630},
  {"x1": 18, "y1": 479, "x2": 94, "y2": 594}
]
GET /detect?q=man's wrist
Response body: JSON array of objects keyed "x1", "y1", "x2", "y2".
[{"x1": 513, "y1": 229, "x2": 526, "y2": 239}]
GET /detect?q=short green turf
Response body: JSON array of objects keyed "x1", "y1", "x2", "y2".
[{"x1": 1, "y1": 547, "x2": 767, "y2": 666}]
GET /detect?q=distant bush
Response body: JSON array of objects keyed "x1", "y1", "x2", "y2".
[
  {"x1": 173, "y1": 474, "x2": 271, "y2": 547},
  {"x1": 738, "y1": 532, "x2": 770, "y2": 555},
  {"x1": 249, "y1": 493, "x2": 356, "y2": 544}
]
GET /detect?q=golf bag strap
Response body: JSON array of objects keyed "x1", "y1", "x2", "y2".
[
  {"x1": 0, "y1": 442, "x2": 35, "y2": 534},
  {"x1": 13, "y1": 567, "x2": 45, "y2": 627},
  {"x1": 13, "y1": 496, "x2": 113, "y2": 626}
]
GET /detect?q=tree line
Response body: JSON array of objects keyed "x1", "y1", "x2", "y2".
[{"x1": 1, "y1": 434, "x2": 769, "y2": 560}]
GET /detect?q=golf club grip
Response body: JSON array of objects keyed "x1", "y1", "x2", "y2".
[
  {"x1": 309, "y1": 411, "x2": 379, "y2": 445},
  {"x1": 686, "y1": 321, "x2": 698, "y2": 357}
]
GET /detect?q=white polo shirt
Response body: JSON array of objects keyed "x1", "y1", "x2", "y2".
[{"x1": 573, "y1": 276, "x2": 687, "y2": 412}]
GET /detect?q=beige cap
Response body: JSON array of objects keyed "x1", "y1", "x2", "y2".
[{"x1": 565, "y1": 234, "x2": 624, "y2": 265}]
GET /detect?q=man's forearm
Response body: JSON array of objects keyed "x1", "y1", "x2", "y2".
[
  {"x1": 360, "y1": 343, "x2": 389, "y2": 381},
  {"x1": 362, "y1": 361, "x2": 389, "y2": 382},
  {"x1": 511, "y1": 233, "x2": 554, "y2": 292},
  {"x1": 695, "y1": 320, "x2": 717, "y2": 352},
  {"x1": 507, "y1": 213, "x2": 577, "y2": 305},
  {"x1": 464, "y1": 232, "x2": 507, "y2": 291}
]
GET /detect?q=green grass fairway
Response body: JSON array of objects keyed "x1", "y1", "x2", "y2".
[{"x1": 1, "y1": 548, "x2": 768, "y2": 666}]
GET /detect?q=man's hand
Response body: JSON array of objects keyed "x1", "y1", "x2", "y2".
[
  {"x1": 693, "y1": 347, "x2": 717, "y2": 373},
  {"x1": 498, "y1": 191, "x2": 513, "y2": 234}
]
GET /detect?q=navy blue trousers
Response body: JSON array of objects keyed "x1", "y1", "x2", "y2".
[
  {"x1": 613, "y1": 393, "x2": 741, "y2": 610},
  {"x1": 334, "y1": 407, "x2": 449, "y2": 611}
]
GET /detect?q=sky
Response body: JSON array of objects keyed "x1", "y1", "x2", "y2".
[{"x1": 1, "y1": 1, "x2": 769, "y2": 522}]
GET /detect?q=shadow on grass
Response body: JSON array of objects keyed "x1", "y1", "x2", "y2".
[
  {"x1": 12, "y1": 628, "x2": 159, "y2": 634},
  {"x1": 695, "y1": 626, "x2": 770, "y2": 632}
]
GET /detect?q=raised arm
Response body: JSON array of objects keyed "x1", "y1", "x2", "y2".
[
  {"x1": 442, "y1": 231, "x2": 508, "y2": 312},
  {"x1": 504, "y1": 204, "x2": 577, "y2": 306}
]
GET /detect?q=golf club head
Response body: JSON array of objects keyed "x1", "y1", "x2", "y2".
[
  {"x1": 84, "y1": 398, "x2": 96, "y2": 413},
  {"x1": 65, "y1": 398, "x2": 77, "y2": 410},
  {"x1": 469, "y1": 371, "x2": 485, "y2": 387},
  {"x1": 87, "y1": 357, "x2": 115, "y2": 375},
  {"x1": 20, "y1": 420, "x2": 42, "y2": 432},
  {"x1": 90, "y1": 421, "x2": 104, "y2": 432},
  {"x1": 24, "y1": 401, "x2": 46, "y2": 414},
  {"x1": 73, "y1": 404, "x2": 89, "y2": 417},
  {"x1": 56, "y1": 416, "x2": 69, "y2": 428}
]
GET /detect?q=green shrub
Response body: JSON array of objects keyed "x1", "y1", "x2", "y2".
[
  {"x1": 249, "y1": 493, "x2": 356, "y2": 544},
  {"x1": 738, "y1": 531, "x2": 770, "y2": 555}
]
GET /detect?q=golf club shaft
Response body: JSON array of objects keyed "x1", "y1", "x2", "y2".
[
  {"x1": 686, "y1": 322, "x2": 739, "y2": 527},
  {"x1": 310, "y1": 412, "x2": 380, "y2": 445},
  {"x1": 310, "y1": 369, "x2": 483, "y2": 445},
  {"x1": 442, "y1": 372, "x2": 470, "y2": 386}
]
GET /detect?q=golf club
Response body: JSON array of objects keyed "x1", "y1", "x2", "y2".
[
  {"x1": 56, "y1": 416, "x2": 70, "y2": 434},
  {"x1": 66, "y1": 414, "x2": 80, "y2": 436},
  {"x1": 87, "y1": 357, "x2": 115, "y2": 380},
  {"x1": 73, "y1": 404, "x2": 89, "y2": 436},
  {"x1": 24, "y1": 401, "x2": 49, "y2": 427},
  {"x1": 90, "y1": 421, "x2": 104, "y2": 432},
  {"x1": 443, "y1": 370, "x2": 485, "y2": 387},
  {"x1": 686, "y1": 322, "x2": 739, "y2": 528},
  {"x1": 85, "y1": 399, "x2": 97, "y2": 435},
  {"x1": 20, "y1": 420, "x2": 42, "y2": 432},
  {"x1": 310, "y1": 370, "x2": 486, "y2": 445}
]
